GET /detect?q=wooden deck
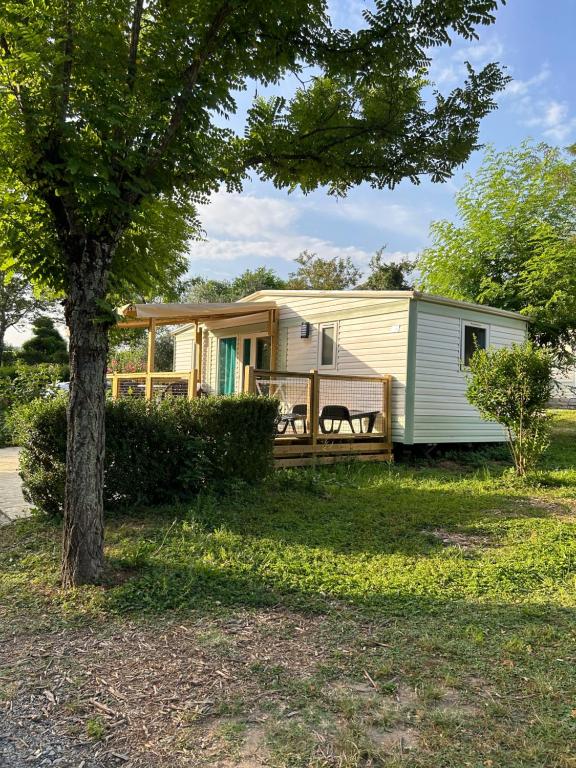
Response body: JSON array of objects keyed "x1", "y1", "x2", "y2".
[
  {"x1": 106, "y1": 368, "x2": 394, "y2": 468},
  {"x1": 246, "y1": 368, "x2": 393, "y2": 467}
]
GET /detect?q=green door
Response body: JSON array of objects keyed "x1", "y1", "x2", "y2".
[{"x1": 218, "y1": 337, "x2": 237, "y2": 394}]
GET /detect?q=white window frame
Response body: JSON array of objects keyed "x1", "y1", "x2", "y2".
[
  {"x1": 461, "y1": 321, "x2": 489, "y2": 368},
  {"x1": 318, "y1": 322, "x2": 338, "y2": 370},
  {"x1": 237, "y1": 331, "x2": 273, "y2": 391}
]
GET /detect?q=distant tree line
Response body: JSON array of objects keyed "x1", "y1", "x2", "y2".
[{"x1": 185, "y1": 248, "x2": 414, "y2": 303}]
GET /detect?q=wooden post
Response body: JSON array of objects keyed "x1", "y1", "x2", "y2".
[
  {"x1": 310, "y1": 369, "x2": 319, "y2": 447},
  {"x1": 269, "y1": 308, "x2": 279, "y2": 370},
  {"x1": 145, "y1": 319, "x2": 156, "y2": 400},
  {"x1": 111, "y1": 375, "x2": 120, "y2": 401},
  {"x1": 385, "y1": 376, "x2": 393, "y2": 446},
  {"x1": 244, "y1": 365, "x2": 255, "y2": 394},
  {"x1": 195, "y1": 323, "x2": 203, "y2": 390},
  {"x1": 189, "y1": 369, "x2": 198, "y2": 400}
]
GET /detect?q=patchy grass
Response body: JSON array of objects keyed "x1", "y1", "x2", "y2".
[{"x1": 1, "y1": 411, "x2": 576, "y2": 767}]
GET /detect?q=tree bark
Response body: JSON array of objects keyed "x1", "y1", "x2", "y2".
[
  {"x1": 61, "y1": 238, "x2": 112, "y2": 587},
  {"x1": 0, "y1": 321, "x2": 6, "y2": 364}
]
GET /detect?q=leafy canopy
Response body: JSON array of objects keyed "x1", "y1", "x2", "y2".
[
  {"x1": 0, "y1": 0, "x2": 508, "y2": 296},
  {"x1": 287, "y1": 250, "x2": 362, "y2": 290},
  {"x1": 185, "y1": 267, "x2": 286, "y2": 303},
  {"x1": 418, "y1": 143, "x2": 576, "y2": 357},
  {"x1": 357, "y1": 248, "x2": 414, "y2": 290}
]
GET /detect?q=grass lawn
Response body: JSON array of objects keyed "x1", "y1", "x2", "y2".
[{"x1": 1, "y1": 412, "x2": 576, "y2": 767}]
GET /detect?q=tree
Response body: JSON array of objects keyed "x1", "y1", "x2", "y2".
[
  {"x1": 186, "y1": 267, "x2": 286, "y2": 304},
  {"x1": 232, "y1": 267, "x2": 286, "y2": 298},
  {"x1": 20, "y1": 317, "x2": 68, "y2": 365},
  {"x1": 0, "y1": 271, "x2": 55, "y2": 364},
  {"x1": 108, "y1": 325, "x2": 174, "y2": 373},
  {"x1": 418, "y1": 143, "x2": 576, "y2": 359},
  {"x1": 466, "y1": 341, "x2": 554, "y2": 476},
  {"x1": 0, "y1": 0, "x2": 508, "y2": 586},
  {"x1": 287, "y1": 250, "x2": 362, "y2": 289},
  {"x1": 358, "y1": 248, "x2": 414, "y2": 290}
]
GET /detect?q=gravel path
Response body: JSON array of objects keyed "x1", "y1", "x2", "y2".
[{"x1": 0, "y1": 448, "x2": 30, "y2": 525}]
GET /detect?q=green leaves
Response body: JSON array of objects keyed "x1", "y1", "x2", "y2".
[
  {"x1": 466, "y1": 341, "x2": 555, "y2": 475},
  {"x1": 419, "y1": 143, "x2": 576, "y2": 358},
  {"x1": 0, "y1": 0, "x2": 508, "y2": 292}
]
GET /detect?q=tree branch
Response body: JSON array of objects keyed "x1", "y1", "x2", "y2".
[
  {"x1": 127, "y1": 0, "x2": 144, "y2": 93},
  {"x1": 56, "y1": 0, "x2": 74, "y2": 130},
  {"x1": 146, "y1": 2, "x2": 233, "y2": 169}
]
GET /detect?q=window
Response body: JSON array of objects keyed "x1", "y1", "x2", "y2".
[
  {"x1": 319, "y1": 323, "x2": 337, "y2": 368},
  {"x1": 256, "y1": 337, "x2": 271, "y2": 370},
  {"x1": 462, "y1": 323, "x2": 487, "y2": 367},
  {"x1": 240, "y1": 334, "x2": 271, "y2": 389}
]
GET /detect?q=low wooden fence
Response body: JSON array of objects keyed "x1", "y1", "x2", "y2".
[
  {"x1": 106, "y1": 371, "x2": 196, "y2": 400},
  {"x1": 245, "y1": 367, "x2": 393, "y2": 467}
]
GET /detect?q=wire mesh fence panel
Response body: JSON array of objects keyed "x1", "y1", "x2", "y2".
[
  {"x1": 254, "y1": 371, "x2": 312, "y2": 437},
  {"x1": 118, "y1": 378, "x2": 146, "y2": 399},
  {"x1": 151, "y1": 376, "x2": 189, "y2": 399},
  {"x1": 317, "y1": 375, "x2": 386, "y2": 436}
]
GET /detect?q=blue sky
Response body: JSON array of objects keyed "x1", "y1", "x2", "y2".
[
  {"x1": 7, "y1": 0, "x2": 576, "y2": 345},
  {"x1": 187, "y1": 0, "x2": 576, "y2": 282}
]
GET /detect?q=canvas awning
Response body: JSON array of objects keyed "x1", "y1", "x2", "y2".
[{"x1": 117, "y1": 301, "x2": 277, "y2": 328}]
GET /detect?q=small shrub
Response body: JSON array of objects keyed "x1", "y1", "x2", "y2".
[
  {"x1": 11, "y1": 394, "x2": 278, "y2": 516},
  {"x1": 0, "y1": 362, "x2": 68, "y2": 447},
  {"x1": 466, "y1": 341, "x2": 554, "y2": 476}
]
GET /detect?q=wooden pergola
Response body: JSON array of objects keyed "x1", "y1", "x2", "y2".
[{"x1": 112, "y1": 300, "x2": 278, "y2": 399}]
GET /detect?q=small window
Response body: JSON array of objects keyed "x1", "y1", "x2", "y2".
[
  {"x1": 462, "y1": 324, "x2": 487, "y2": 366},
  {"x1": 320, "y1": 324, "x2": 337, "y2": 368}
]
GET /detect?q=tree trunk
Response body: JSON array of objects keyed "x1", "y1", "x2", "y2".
[
  {"x1": 61, "y1": 239, "x2": 112, "y2": 587},
  {"x1": 0, "y1": 322, "x2": 6, "y2": 365}
]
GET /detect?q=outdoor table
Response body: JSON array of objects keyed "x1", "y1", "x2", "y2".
[
  {"x1": 347, "y1": 409, "x2": 380, "y2": 433},
  {"x1": 276, "y1": 411, "x2": 308, "y2": 434},
  {"x1": 320, "y1": 408, "x2": 380, "y2": 434}
]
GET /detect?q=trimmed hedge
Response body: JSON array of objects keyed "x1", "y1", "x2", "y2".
[{"x1": 11, "y1": 394, "x2": 278, "y2": 516}]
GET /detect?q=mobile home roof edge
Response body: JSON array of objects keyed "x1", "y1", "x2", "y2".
[{"x1": 239, "y1": 290, "x2": 529, "y2": 322}]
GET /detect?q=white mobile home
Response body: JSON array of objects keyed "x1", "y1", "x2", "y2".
[{"x1": 172, "y1": 290, "x2": 528, "y2": 445}]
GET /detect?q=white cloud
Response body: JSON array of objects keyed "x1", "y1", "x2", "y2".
[
  {"x1": 429, "y1": 38, "x2": 505, "y2": 89},
  {"x1": 188, "y1": 234, "x2": 373, "y2": 266},
  {"x1": 311, "y1": 198, "x2": 431, "y2": 241},
  {"x1": 504, "y1": 66, "x2": 550, "y2": 98},
  {"x1": 198, "y1": 193, "x2": 299, "y2": 239},
  {"x1": 456, "y1": 38, "x2": 505, "y2": 65},
  {"x1": 526, "y1": 99, "x2": 576, "y2": 142},
  {"x1": 191, "y1": 191, "x2": 430, "y2": 273}
]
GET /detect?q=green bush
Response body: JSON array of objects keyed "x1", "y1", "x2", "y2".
[
  {"x1": 466, "y1": 341, "x2": 554, "y2": 476},
  {"x1": 10, "y1": 394, "x2": 278, "y2": 516},
  {"x1": 0, "y1": 362, "x2": 68, "y2": 447}
]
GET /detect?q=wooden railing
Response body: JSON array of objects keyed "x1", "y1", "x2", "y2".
[
  {"x1": 107, "y1": 370, "x2": 198, "y2": 400},
  {"x1": 245, "y1": 367, "x2": 393, "y2": 465}
]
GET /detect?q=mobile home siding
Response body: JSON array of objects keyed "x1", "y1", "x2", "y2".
[
  {"x1": 172, "y1": 291, "x2": 529, "y2": 445},
  {"x1": 270, "y1": 297, "x2": 410, "y2": 442},
  {"x1": 173, "y1": 327, "x2": 195, "y2": 371},
  {"x1": 411, "y1": 301, "x2": 527, "y2": 443},
  {"x1": 551, "y1": 365, "x2": 576, "y2": 406}
]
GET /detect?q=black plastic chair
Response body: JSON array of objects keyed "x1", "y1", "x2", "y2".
[
  {"x1": 290, "y1": 403, "x2": 308, "y2": 434},
  {"x1": 319, "y1": 405, "x2": 355, "y2": 434},
  {"x1": 277, "y1": 403, "x2": 308, "y2": 434}
]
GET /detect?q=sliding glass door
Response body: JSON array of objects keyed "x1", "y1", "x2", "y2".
[{"x1": 217, "y1": 337, "x2": 237, "y2": 395}]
